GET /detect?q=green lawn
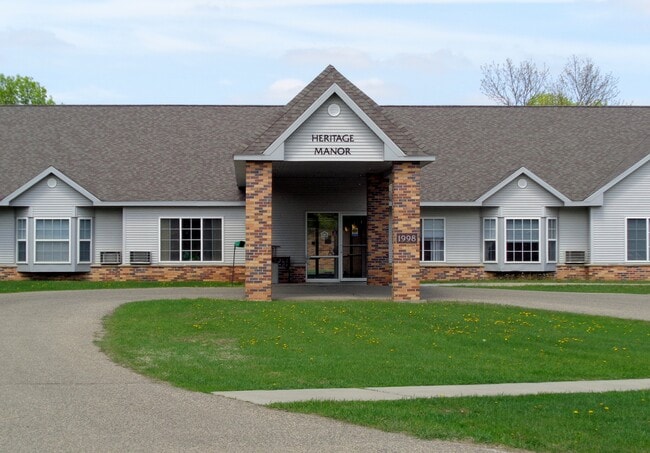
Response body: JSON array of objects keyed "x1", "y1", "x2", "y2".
[
  {"x1": 98, "y1": 298, "x2": 650, "y2": 453},
  {"x1": 272, "y1": 391, "x2": 650, "y2": 453},
  {"x1": 0, "y1": 280, "x2": 238, "y2": 293},
  {"x1": 432, "y1": 281, "x2": 650, "y2": 294},
  {"x1": 98, "y1": 299, "x2": 650, "y2": 392}
]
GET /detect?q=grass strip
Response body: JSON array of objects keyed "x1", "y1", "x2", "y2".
[
  {"x1": 458, "y1": 283, "x2": 650, "y2": 295},
  {"x1": 271, "y1": 390, "x2": 650, "y2": 453},
  {"x1": 98, "y1": 299, "x2": 650, "y2": 392},
  {"x1": 0, "y1": 280, "x2": 239, "y2": 293}
]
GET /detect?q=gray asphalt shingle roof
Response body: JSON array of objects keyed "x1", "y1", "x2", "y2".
[
  {"x1": 384, "y1": 106, "x2": 650, "y2": 201},
  {"x1": 1, "y1": 66, "x2": 648, "y2": 204},
  {"x1": 0, "y1": 105, "x2": 281, "y2": 202}
]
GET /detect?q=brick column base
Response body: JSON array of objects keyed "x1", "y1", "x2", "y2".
[
  {"x1": 245, "y1": 161, "x2": 273, "y2": 301},
  {"x1": 391, "y1": 162, "x2": 421, "y2": 301},
  {"x1": 367, "y1": 173, "x2": 391, "y2": 286}
]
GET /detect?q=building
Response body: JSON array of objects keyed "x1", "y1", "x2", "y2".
[{"x1": 1, "y1": 66, "x2": 649, "y2": 301}]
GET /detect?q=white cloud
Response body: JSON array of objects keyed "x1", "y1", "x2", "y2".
[
  {"x1": 265, "y1": 78, "x2": 306, "y2": 102},
  {"x1": 283, "y1": 48, "x2": 374, "y2": 69},
  {"x1": 388, "y1": 51, "x2": 472, "y2": 74},
  {"x1": 135, "y1": 30, "x2": 209, "y2": 53},
  {"x1": 0, "y1": 28, "x2": 72, "y2": 50},
  {"x1": 354, "y1": 77, "x2": 397, "y2": 101},
  {"x1": 204, "y1": 0, "x2": 600, "y2": 6},
  {"x1": 618, "y1": 0, "x2": 650, "y2": 14}
]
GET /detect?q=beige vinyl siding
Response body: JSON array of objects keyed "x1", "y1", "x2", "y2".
[
  {"x1": 94, "y1": 208, "x2": 123, "y2": 263},
  {"x1": 284, "y1": 95, "x2": 384, "y2": 161},
  {"x1": 123, "y1": 207, "x2": 244, "y2": 265},
  {"x1": 420, "y1": 207, "x2": 481, "y2": 264},
  {"x1": 11, "y1": 177, "x2": 92, "y2": 217},
  {"x1": 483, "y1": 176, "x2": 563, "y2": 217},
  {"x1": 558, "y1": 208, "x2": 589, "y2": 264},
  {"x1": 591, "y1": 160, "x2": 650, "y2": 264},
  {"x1": 0, "y1": 210, "x2": 14, "y2": 264}
]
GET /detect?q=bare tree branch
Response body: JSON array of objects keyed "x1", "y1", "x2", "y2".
[
  {"x1": 480, "y1": 59, "x2": 549, "y2": 106},
  {"x1": 557, "y1": 55, "x2": 620, "y2": 106}
]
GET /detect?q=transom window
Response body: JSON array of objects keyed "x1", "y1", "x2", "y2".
[
  {"x1": 505, "y1": 218, "x2": 540, "y2": 262},
  {"x1": 547, "y1": 218, "x2": 558, "y2": 263},
  {"x1": 35, "y1": 218, "x2": 70, "y2": 263},
  {"x1": 483, "y1": 218, "x2": 497, "y2": 262},
  {"x1": 78, "y1": 218, "x2": 92, "y2": 263},
  {"x1": 421, "y1": 218, "x2": 445, "y2": 262},
  {"x1": 16, "y1": 218, "x2": 27, "y2": 263},
  {"x1": 627, "y1": 218, "x2": 649, "y2": 261},
  {"x1": 160, "y1": 218, "x2": 223, "y2": 262}
]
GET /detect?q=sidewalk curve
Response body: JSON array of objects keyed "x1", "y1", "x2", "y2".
[{"x1": 213, "y1": 378, "x2": 650, "y2": 405}]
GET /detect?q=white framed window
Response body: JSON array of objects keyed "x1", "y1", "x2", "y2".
[
  {"x1": 160, "y1": 217, "x2": 223, "y2": 262},
  {"x1": 505, "y1": 218, "x2": 540, "y2": 263},
  {"x1": 78, "y1": 218, "x2": 92, "y2": 264},
  {"x1": 547, "y1": 218, "x2": 558, "y2": 263},
  {"x1": 626, "y1": 218, "x2": 649, "y2": 262},
  {"x1": 16, "y1": 218, "x2": 27, "y2": 264},
  {"x1": 421, "y1": 218, "x2": 445, "y2": 262},
  {"x1": 34, "y1": 218, "x2": 70, "y2": 263},
  {"x1": 483, "y1": 217, "x2": 497, "y2": 262}
]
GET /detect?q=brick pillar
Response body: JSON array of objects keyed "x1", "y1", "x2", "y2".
[
  {"x1": 367, "y1": 173, "x2": 391, "y2": 286},
  {"x1": 391, "y1": 162, "x2": 421, "y2": 301},
  {"x1": 245, "y1": 161, "x2": 273, "y2": 301}
]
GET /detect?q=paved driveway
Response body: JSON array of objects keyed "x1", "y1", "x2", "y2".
[
  {"x1": 424, "y1": 286, "x2": 650, "y2": 321},
  {"x1": 0, "y1": 288, "x2": 509, "y2": 453}
]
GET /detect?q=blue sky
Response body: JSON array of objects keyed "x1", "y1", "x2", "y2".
[{"x1": 2, "y1": 0, "x2": 649, "y2": 105}]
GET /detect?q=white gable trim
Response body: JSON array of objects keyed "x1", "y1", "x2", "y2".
[
  {"x1": 0, "y1": 166, "x2": 101, "y2": 206},
  {"x1": 584, "y1": 154, "x2": 650, "y2": 205},
  {"x1": 475, "y1": 167, "x2": 572, "y2": 206},
  {"x1": 233, "y1": 83, "x2": 418, "y2": 162}
]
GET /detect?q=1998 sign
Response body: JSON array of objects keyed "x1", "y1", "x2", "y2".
[{"x1": 396, "y1": 233, "x2": 418, "y2": 243}]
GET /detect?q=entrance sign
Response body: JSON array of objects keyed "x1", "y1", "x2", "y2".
[
  {"x1": 396, "y1": 233, "x2": 418, "y2": 244},
  {"x1": 283, "y1": 94, "x2": 385, "y2": 161}
]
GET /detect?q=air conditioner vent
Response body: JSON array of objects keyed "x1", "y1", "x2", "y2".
[
  {"x1": 130, "y1": 251, "x2": 152, "y2": 265},
  {"x1": 100, "y1": 251, "x2": 121, "y2": 265},
  {"x1": 565, "y1": 251, "x2": 586, "y2": 264}
]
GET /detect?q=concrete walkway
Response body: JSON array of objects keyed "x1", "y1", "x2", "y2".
[{"x1": 214, "y1": 378, "x2": 650, "y2": 405}]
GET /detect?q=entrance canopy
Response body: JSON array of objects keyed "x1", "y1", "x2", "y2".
[{"x1": 235, "y1": 66, "x2": 434, "y2": 301}]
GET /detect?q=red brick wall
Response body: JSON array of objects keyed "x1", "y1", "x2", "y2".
[
  {"x1": 0, "y1": 265, "x2": 245, "y2": 282},
  {"x1": 87, "y1": 265, "x2": 245, "y2": 282},
  {"x1": 245, "y1": 161, "x2": 273, "y2": 301},
  {"x1": 367, "y1": 173, "x2": 391, "y2": 286},
  {"x1": 555, "y1": 265, "x2": 590, "y2": 280},
  {"x1": 4, "y1": 264, "x2": 649, "y2": 284},
  {"x1": 289, "y1": 265, "x2": 306, "y2": 283},
  {"x1": 421, "y1": 266, "x2": 488, "y2": 281},
  {"x1": 391, "y1": 162, "x2": 421, "y2": 301},
  {"x1": 0, "y1": 267, "x2": 26, "y2": 281},
  {"x1": 586, "y1": 265, "x2": 650, "y2": 281}
]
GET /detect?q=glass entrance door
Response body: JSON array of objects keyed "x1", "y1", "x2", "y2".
[
  {"x1": 306, "y1": 213, "x2": 367, "y2": 281},
  {"x1": 307, "y1": 213, "x2": 339, "y2": 280},
  {"x1": 342, "y1": 215, "x2": 367, "y2": 280}
]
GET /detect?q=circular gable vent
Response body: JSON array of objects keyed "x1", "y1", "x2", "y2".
[{"x1": 327, "y1": 103, "x2": 341, "y2": 117}]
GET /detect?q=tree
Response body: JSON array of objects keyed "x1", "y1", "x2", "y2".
[
  {"x1": 556, "y1": 55, "x2": 619, "y2": 106},
  {"x1": 480, "y1": 58, "x2": 550, "y2": 106},
  {"x1": 526, "y1": 92, "x2": 575, "y2": 106},
  {"x1": 0, "y1": 74, "x2": 55, "y2": 105},
  {"x1": 481, "y1": 56, "x2": 620, "y2": 106}
]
